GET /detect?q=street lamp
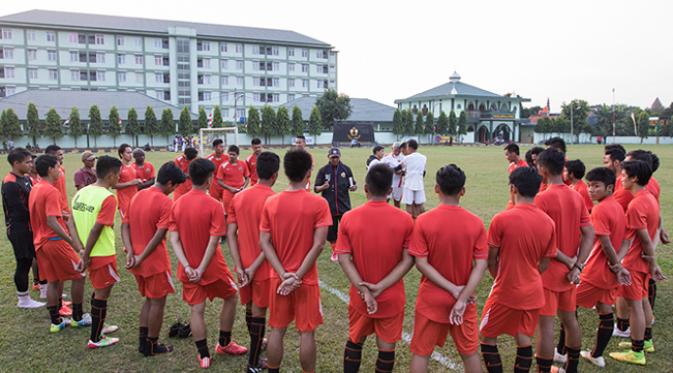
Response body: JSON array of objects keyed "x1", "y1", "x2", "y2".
[
  {"x1": 569, "y1": 102, "x2": 581, "y2": 144},
  {"x1": 233, "y1": 91, "x2": 246, "y2": 124}
]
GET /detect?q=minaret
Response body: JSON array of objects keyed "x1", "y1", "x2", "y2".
[{"x1": 449, "y1": 71, "x2": 460, "y2": 95}]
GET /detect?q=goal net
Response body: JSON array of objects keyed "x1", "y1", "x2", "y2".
[{"x1": 199, "y1": 127, "x2": 239, "y2": 156}]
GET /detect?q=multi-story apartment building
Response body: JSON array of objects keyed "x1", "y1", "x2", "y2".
[{"x1": 0, "y1": 9, "x2": 338, "y2": 120}]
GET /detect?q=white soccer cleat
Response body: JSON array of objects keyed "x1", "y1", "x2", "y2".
[
  {"x1": 102, "y1": 324, "x2": 119, "y2": 334},
  {"x1": 612, "y1": 325, "x2": 630, "y2": 338},
  {"x1": 17, "y1": 292, "x2": 45, "y2": 309},
  {"x1": 553, "y1": 348, "x2": 568, "y2": 364},
  {"x1": 580, "y1": 350, "x2": 606, "y2": 368}
]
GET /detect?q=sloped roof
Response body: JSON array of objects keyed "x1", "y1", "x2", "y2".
[
  {"x1": 396, "y1": 72, "x2": 529, "y2": 103},
  {"x1": 281, "y1": 96, "x2": 395, "y2": 123},
  {"x1": 0, "y1": 89, "x2": 195, "y2": 119},
  {"x1": 0, "y1": 9, "x2": 331, "y2": 47}
]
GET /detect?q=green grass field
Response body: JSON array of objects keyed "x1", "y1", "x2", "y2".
[{"x1": 0, "y1": 144, "x2": 671, "y2": 372}]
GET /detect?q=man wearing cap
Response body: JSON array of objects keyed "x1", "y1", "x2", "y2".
[
  {"x1": 74, "y1": 151, "x2": 97, "y2": 190},
  {"x1": 132, "y1": 149, "x2": 155, "y2": 190},
  {"x1": 314, "y1": 148, "x2": 357, "y2": 261},
  {"x1": 382, "y1": 142, "x2": 405, "y2": 208}
]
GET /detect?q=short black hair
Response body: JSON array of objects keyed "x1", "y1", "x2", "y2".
[
  {"x1": 372, "y1": 145, "x2": 384, "y2": 154},
  {"x1": 227, "y1": 145, "x2": 240, "y2": 154},
  {"x1": 283, "y1": 149, "x2": 312, "y2": 183},
  {"x1": 295, "y1": 135, "x2": 306, "y2": 141},
  {"x1": 365, "y1": 164, "x2": 393, "y2": 197},
  {"x1": 545, "y1": 137, "x2": 567, "y2": 154},
  {"x1": 586, "y1": 167, "x2": 616, "y2": 188},
  {"x1": 95, "y1": 155, "x2": 122, "y2": 179},
  {"x1": 537, "y1": 148, "x2": 565, "y2": 176},
  {"x1": 525, "y1": 146, "x2": 544, "y2": 167},
  {"x1": 509, "y1": 167, "x2": 542, "y2": 198},
  {"x1": 251, "y1": 138, "x2": 262, "y2": 145},
  {"x1": 45, "y1": 145, "x2": 61, "y2": 155},
  {"x1": 436, "y1": 164, "x2": 466, "y2": 196},
  {"x1": 189, "y1": 158, "x2": 215, "y2": 186},
  {"x1": 35, "y1": 154, "x2": 58, "y2": 177},
  {"x1": 604, "y1": 145, "x2": 625, "y2": 162},
  {"x1": 399, "y1": 142, "x2": 408, "y2": 149},
  {"x1": 7, "y1": 147, "x2": 32, "y2": 166},
  {"x1": 156, "y1": 161, "x2": 186, "y2": 186},
  {"x1": 407, "y1": 139, "x2": 418, "y2": 150},
  {"x1": 504, "y1": 143, "x2": 520, "y2": 155},
  {"x1": 621, "y1": 160, "x2": 652, "y2": 186},
  {"x1": 212, "y1": 139, "x2": 223, "y2": 147},
  {"x1": 565, "y1": 159, "x2": 586, "y2": 180},
  {"x1": 650, "y1": 153, "x2": 660, "y2": 173},
  {"x1": 256, "y1": 151, "x2": 280, "y2": 180},
  {"x1": 184, "y1": 147, "x2": 198, "y2": 160},
  {"x1": 117, "y1": 143, "x2": 131, "y2": 158},
  {"x1": 627, "y1": 150, "x2": 654, "y2": 171}
]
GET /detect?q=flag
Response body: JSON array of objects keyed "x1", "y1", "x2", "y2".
[
  {"x1": 546, "y1": 98, "x2": 550, "y2": 112},
  {"x1": 207, "y1": 109, "x2": 213, "y2": 128}
]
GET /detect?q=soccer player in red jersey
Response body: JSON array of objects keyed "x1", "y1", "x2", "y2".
[
  {"x1": 564, "y1": 159, "x2": 593, "y2": 212},
  {"x1": 227, "y1": 151, "x2": 280, "y2": 372},
  {"x1": 246, "y1": 138, "x2": 263, "y2": 186},
  {"x1": 122, "y1": 162, "x2": 186, "y2": 356},
  {"x1": 480, "y1": 167, "x2": 556, "y2": 373},
  {"x1": 112, "y1": 144, "x2": 140, "y2": 219},
  {"x1": 603, "y1": 144, "x2": 632, "y2": 211},
  {"x1": 206, "y1": 139, "x2": 229, "y2": 200},
  {"x1": 334, "y1": 164, "x2": 414, "y2": 373},
  {"x1": 45, "y1": 145, "x2": 70, "y2": 215},
  {"x1": 408, "y1": 164, "x2": 487, "y2": 373},
  {"x1": 132, "y1": 148, "x2": 156, "y2": 190},
  {"x1": 608, "y1": 160, "x2": 665, "y2": 366},
  {"x1": 216, "y1": 145, "x2": 250, "y2": 216},
  {"x1": 260, "y1": 149, "x2": 332, "y2": 373},
  {"x1": 29, "y1": 154, "x2": 88, "y2": 333},
  {"x1": 576, "y1": 167, "x2": 631, "y2": 368},
  {"x1": 169, "y1": 158, "x2": 247, "y2": 369},
  {"x1": 173, "y1": 147, "x2": 198, "y2": 201},
  {"x1": 504, "y1": 143, "x2": 528, "y2": 174}
]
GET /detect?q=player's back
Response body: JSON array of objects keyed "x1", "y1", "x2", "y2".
[
  {"x1": 230, "y1": 184, "x2": 275, "y2": 268},
  {"x1": 127, "y1": 187, "x2": 172, "y2": 274},
  {"x1": 623, "y1": 190, "x2": 660, "y2": 274}
]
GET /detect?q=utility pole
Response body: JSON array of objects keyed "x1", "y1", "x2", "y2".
[
  {"x1": 612, "y1": 88, "x2": 616, "y2": 143},
  {"x1": 570, "y1": 104, "x2": 574, "y2": 144}
]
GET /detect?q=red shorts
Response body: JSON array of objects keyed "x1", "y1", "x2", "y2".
[
  {"x1": 182, "y1": 277, "x2": 238, "y2": 306},
  {"x1": 348, "y1": 306, "x2": 403, "y2": 344},
  {"x1": 135, "y1": 271, "x2": 176, "y2": 299},
  {"x1": 36, "y1": 240, "x2": 84, "y2": 282},
  {"x1": 411, "y1": 307, "x2": 479, "y2": 356},
  {"x1": 239, "y1": 278, "x2": 270, "y2": 308},
  {"x1": 268, "y1": 279, "x2": 323, "y2": 332},
  {"x1": 88, "y1": 256, "x2": 120, "y2": 289},
  {"x1": 540, "y1": 287, "x2": 576, "y2": 316},
  {"x1": 619, "y1": 271, "x2": 650, "y2": 301},
  {"x1": 480, "y1": 298, "x2": 539, "y2": 338},
  {"x1": 222, "y1": 191, "x2": 235, "y2": 216},
  {"x1": 576, "y1": 282, "x2": 617, "y2": 308}
]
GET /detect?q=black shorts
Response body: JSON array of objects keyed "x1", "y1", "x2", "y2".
[
  {"x1": 327, "y1": 215, "x2": 342, "y2": 243},
  {"x1": 7, "y1": 227, "x2": 35, "y2": 261}
]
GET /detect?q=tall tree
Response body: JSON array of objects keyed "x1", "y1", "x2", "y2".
[
  {"x1": 126, "y1": 108, "x2": 140, "y2": 147},
  {"x1": 144, "y1": 106, "x2": 158, "y2": 147},
  {"x1": 179, "y1": 107, "x2": 193, "y2": 137},
  {"x1": 425, "y1": 112, "x2": 434, "y2": 143},
  {"x1": 88, "y1": 105, "x2": 103, "y2": 148},
  {"x1": 108, "y1": 106, "x2": 122, "y2": 147},
  {"x1": 198, "y1": 107, "x2": 208, "y2": 129},
  {"x1": 275, "y1": 106, "x2": 291, "y2": 145},
  {"x1": 44, "y1": 108, "x2": 63, "y2": 144},
  {"x1": 308, "y1": 105, "x2": 322, "y2": 144},
  {"x1": 0, "y1": 110, "x2": 5, "y2": 142},
  {"x1": 260, "y1": 105, "x2": 275, "y2": 144},
  {"x1": 247, "y1": 107, "x2": 261, "y2": 137},
  {"x1": 448, "y1": 110, "x2": 458, "y2": 136},
  {"x1": 315, "y1": 89, "x2": 352, "y2": 129},
  {"x1": 212, "y1": 106, "x2": 223, "y2": 128},
  {"x1": 26, "y1": 102, "x2": 42, "y2": 147},
  {"x1": 436, "y1": 111, "x2": 449, "y2": 136},
  {"x1": 637, "y1": 111, "x2": 650, "y2": 143},
  {"x1": 403, "y1": 110, "x2": 414, "y2": 136},
  {"x1": 560, "y1": 99, "x2": 590, "y2": 143},
  {"x1": 414, "y1": 112, "x2": 425, "y2": 136},
  {"x1": 392, "y1": 109, "x2": 403, "y2": 140},
  {"x1": 160, "y1": 108, "x2": 174, "y2": 145},
  {"x1": 291, "y1": 106, "x2": 304, "y2": 137},
  {"x1": 457, "y1": 111, "x2": 467, "y2": 142},
  {"x1": 68, "y1": 107, "x2": 83, "y2": 148},
  {"x1": 3, "y1": 109, "x2": 22, "y2": 141}
]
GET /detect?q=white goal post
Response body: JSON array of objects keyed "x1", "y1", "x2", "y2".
[{"x1": 199, "y1": 127, "x2": 239, "y2": 156}]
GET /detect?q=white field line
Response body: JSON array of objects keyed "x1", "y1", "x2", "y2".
[{"x1": 318, "y1": 280, "x2": 461, "y2": 371}]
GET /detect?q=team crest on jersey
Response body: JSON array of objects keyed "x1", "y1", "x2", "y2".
[{"x1": 340, "y1": 172, "x2": 346, "y2": 178}]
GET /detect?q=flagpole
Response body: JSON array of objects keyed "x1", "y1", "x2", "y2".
[{"x1": 611, "y1": 88, "x2": 616, "y2": 143}]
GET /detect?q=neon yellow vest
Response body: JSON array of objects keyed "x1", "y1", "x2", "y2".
[{"x1": 71, "y1": 185, "x2": 116, "y2": 257}]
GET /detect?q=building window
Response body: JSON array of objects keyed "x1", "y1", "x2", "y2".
[
  {"x1": 70, "y1": 51, "x2": 78, "y2": 62},
  {"x1": 1, "y1": 48, "x2": 14, "y2": 60},
  {"x1": 235, "y1": 43, "x2": 242, "y2": 53},
  {"x1": 236, "y1": 76, "x2": 244, "y2": 86},
  {"x1": 95, "y1": 52, "x2": 105, "y2": 64},
  {"x1": 47, "y1": 50, "x2": 57, "y2": 61},
  {"x1": 222, "y1": 92, "x2": 229, "y2": 101},
  {"x1": 197, "y1": 41, "x2": 211, "y2": 51},
  {"x1": 220, "y1": 42, "x2": 228, "y2": 52},
  {"x1": 116, "y1": 36, "x2": 124, "y2": 46},
  {"x1": 95, "y1": 34, "x2": 105, "y2": 45},
  {"x1": 135, "y1": 54, "x2": 143, "y2": 65},
  {"x1": 198, "y1": 91, "x2": 212, "y2": 101},
  {"x1": 48, "y1": 69, "x2": 58, "y2": 81},
  {"x1": 28, "y1": 68, "x2": 38, "y2": 80},
  {"x1": 288, "y1": 78, "x2": 295, "y2": 88},
  {"x1": 27, "y1": 49, "x2": 37, "y2": 61},
  {"x1": 1, "y1": 28, "x2": 12, "y2": 40},
  {"x1": 288, "y1": 63, "x2": 295, "y2": 72},
  {"x1": 258, "y1": 45, "x2": 266, "y2": 55},
  {"x1": 162, "y1": 38, "x2": 169, "y2": 49},
  {"x1": 27, "y1": 31, "x2": 37, "y2": 41},
  {"x1": 301, "y1": 64, "x2": 308, "y2": 73},
  {"x1": 301, "y1": 48, "x2": 308, "y2": 58},
  {"x1": 288, "y1": 48, "x2": 295, "y2": 57},
  {"x1": 322, "y1": 64, "x2": 328, "y2": 74},
  {"x1": 288, "y1": 94, "x2": 295, "y2": 101},
  {"x1": 117, "y1": 54, "x2": 125, "y2": 65},
  {"x1": 155, "y1": 73, "x2": 164, "y2": 83},
  {"x1": 273, "y1": 62, "x2": 280, "y2": 71},
  {"x1": 117, "y1": 71, "x2": 126, "y2": 82},
  {"x1": 96, "y1": 71, "x2": 106, "y2": 81},
  {"x1": 155, "y1": 55, "x2": 163, "y2": 66},
  {"x1": 163, "y1": 56, "x2": 169, "y2": 66},
  {"x1": 3, "y1": 67, "x2": 15, "y2": 78},
  {"x1": 221, "y1": 76, "x2": 229, "y2": 85},
  {"x1": 273, "y1": 78, "x2": 279, "y2": 87},
  {"x1": 302, "y1": 79, "x2": 308, "y2": 88},
  {"x1": 79, "y1": 71, "x2": 88, "y2": 81},
  {"x1": 323, "y1": 80, "x2": 328, "y2": 89},
  {"x1": 78, "y1": 34, "x2": 87, "y2": 44},
  {"x1": 236, "y1": 60, "x2": 244, "y2": 70},
  {"x1": 220, "y1": 59, "x2": 229, "y2": 69},
  {"x1": 68, "y1": 33, "x2": 78, "y2": 43}
]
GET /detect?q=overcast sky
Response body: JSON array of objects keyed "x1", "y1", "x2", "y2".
[{"x1": 3, "y1": 0, "x2": 671, "y2": 111}]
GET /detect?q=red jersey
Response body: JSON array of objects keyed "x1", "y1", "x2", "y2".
[
  {"x1": 206, "y1": 152, "x2": 229, "y2": 199},
  {"x1": 260, "y1": 189, "x2": 332, "y2": 285},
  {"x1": 246, "y1": 153, "x2": 259, "y2": 186},
  {"x1": 487, "y1": 203, "x2": 557, "y2": 310},
  {"x1": 169, "y1": 189, "x2": 230, "y2": 285},
  {"x1": 116, "y1": 163, "x2": 138, "y2": 218},
  {"x1": 56, "y1": 165, "x2": 70, "y2": 213},
  {"x1": 408, "y1": 205, "x2": 488, "y2": 323},
  {"x1": 123, "y1": 187, "x2": 172, "y2": 277},
  {"x1": 29, "y1": 181, "x2": 67, "y2": 249},
  {"x1": 613, "y1": 177, "x2": 633, "y2": 212},
  {"x1": 622, "y1": 189, "x2": 660, "y2": 274},
  {"x1": 647, "y1": 176, "x2": 660, "y2": 203},
  {"x1": 173, "y1": 155, "x2": 193, "y2": 200},
  {"x1": 507, "y1": 159, "x2": 528, "y2": 174},
  {"x1": 580, "y1": 196, "x2": 625, "y2": 290},
  {"x1": 335, "y1": 200, "x2": 414, "y2": 318},
  {"x1": 132, "y1": 161, "x2": 155, "y2": 182},
  {"x1": 227, "y1": 184, "x2": 275, "y2": 280},
  {"x1": 216, "y1": 160, "x2": 249, "y2": 190},
  {"x1": 572, "y1": 179, "x2": 593, "y2": 212}
]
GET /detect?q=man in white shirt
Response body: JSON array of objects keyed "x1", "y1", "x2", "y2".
[
  {"x1": 401, "y1": 139, "x2": 426, "y2": 218},
  {"x1": 367, "y1": 145, "x2": 385, "y2": 170},
  {"x1": 381, "y1": 143, "x2": 405, "y2": 208}
]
